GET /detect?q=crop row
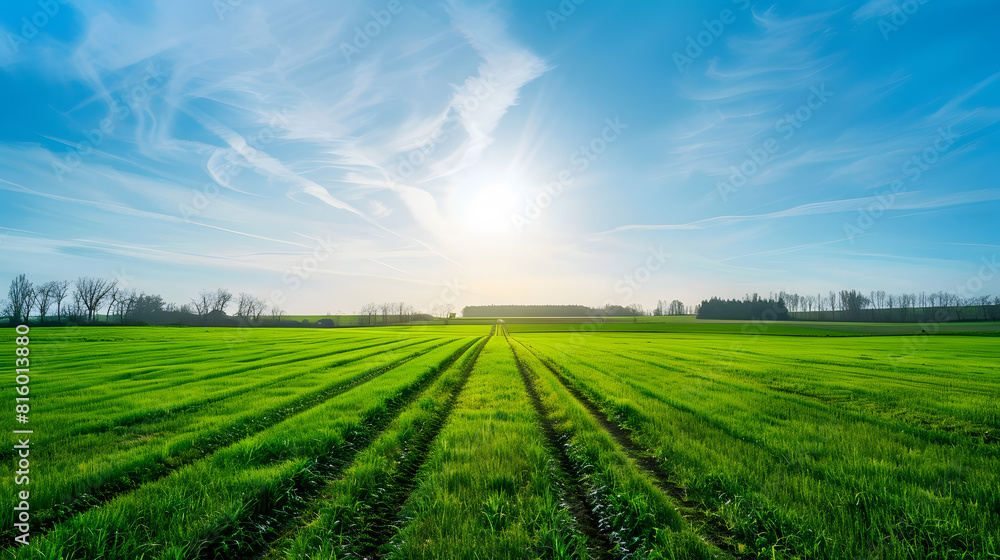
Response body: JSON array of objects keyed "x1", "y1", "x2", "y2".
[
  {"x1": 3, "y1": 336, "x2": 455, "y2": 543},
  {"x1": 518, "y1": 333, "x2": 999, "y2": 559},
  {"x1": 9, "y1": 334, "x2": 479, "y2": 558}
]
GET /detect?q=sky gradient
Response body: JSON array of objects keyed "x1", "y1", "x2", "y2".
[{"x1": 2, "y1": 0, "x2": 999, "y2": 314}]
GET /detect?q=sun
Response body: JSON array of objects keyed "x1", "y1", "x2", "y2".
[{"x1": 459, "y1": 183, "x2": 518, "y2": 237}]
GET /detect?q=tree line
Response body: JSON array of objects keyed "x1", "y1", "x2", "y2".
[
  {"x1": 779, "y1": 289, "x2": 1000, "y2": 323},
  {"x1": 1, "y1": 274, "x2": 438, "y2": 328},
  {"x1": 357, "y1": 302, "x2": 431, "y2": 326},
  {"x1": 653, "y1": 299, "x2": 692, "y2": 316},
  {"x1": 699, "y1": 289, "x2": 999, "y2": 322},
  {"x1": 697, "y1": 295, "x2": 789, "y2": 321},
  {"x1": 0, "y1": 274, "x2": 293, "y2": 327}
]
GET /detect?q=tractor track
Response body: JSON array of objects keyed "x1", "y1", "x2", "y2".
[
  {"x1": 221, "y1": 337, "x2": 484, "y2": 560},
  {"x1": 511, "y1": 337, "x2": 745, "y2": 557},
  {"x1": 351, "y1": 335, "x2": 490, "y2": 560},
  {"x1": 1, "y1": 339, "x2": 460, "y2": 549},
  {"x1": 506, "y1": 330, "x2": 616, "y2": 560},
  {"x1": 50, "y1": 338, "x2": 436, "y2": 437}
]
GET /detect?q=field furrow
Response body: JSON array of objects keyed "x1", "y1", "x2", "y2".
[
  {"x1": 383, "y1": 336, "x2": 586, "y2": 560},
  {"x1": 510, "y1": 337, "x2": 737, "y2": 559},
  {"x1": 0, "y1": 337, "x2": 465, "y2": 548},
  {"x1": 259, "y1": 334, "x2": 489, "y2": 559},
  {"x1": 517, "y1": 334, "x2": 1000, "y2": 559},
  {"x1": 10, "y1": 337, "x2": 476, "y2": 560},
  {"x1": 506, "y1": 334, "x2": 617, "y2": 560}
]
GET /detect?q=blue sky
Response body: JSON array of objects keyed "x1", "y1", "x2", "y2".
[{"x1": 1, "y1": 0, "x2": 998, "y2": 314}]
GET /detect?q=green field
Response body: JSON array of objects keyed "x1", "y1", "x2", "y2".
[{"x1": 5, "y1": 324, "x2": 998, "y2": 559}]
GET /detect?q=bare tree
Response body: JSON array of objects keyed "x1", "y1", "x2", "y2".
[
  {"x1": 210, "y1": 289, "x2": 233, "y2": 315},
  {"x1": 358, "y1": 302, "x2": 375, "y2": 326},
  {"x1": 236, "y1": 292, "x2": 255, "y2": 319},
  {"x1": 48, "y1": 280, "x2": 70, "y2": 325},
  {"x1": 250, "y1": 296, "x2": 267, "y2": 322},
  {"x1": 70, "y1": 291, "x2": 85, "y2": 318},
  {"x1": 898, "y1": 293, "x2": 912, "y2": 322},
  {"x1": 192, "y1": 290, "x2": 213, "y2": 318},
  {"x1": 35, "y1": 281, "x2": 58, "y2": 324},
  {"x1": 270, "y1": 305, "x2": 285, "y2": 323},
  {"x1": 4, "y1": 275, "x2": 35, "y2": 324},
  {"x1": 106, "y1": 287, "x2": 120, "y2": 323},
  {"x1": 115, "y1": 289, "x2": 137, "y2": 324},
  {"x1": 75, "y1": 277, "x2": 117, "y2": 323}
]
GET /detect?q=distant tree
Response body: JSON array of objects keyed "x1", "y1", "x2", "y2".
[
  {"x1": 210, "y1": 289, "x2": 233, "y2": 315},
  {"x1": 251, "y1": 296, "x2": 266, "y2": 321},
  {"x1": 653, "y1": 299, "x2": 666, "y2": 316},
  {"x1": 899, "y1": 293, "x2": 912, "y2": 322},
  {"x1": 50, "y1": 280, "x2": 70, "y2": 324},
  {"x1": 667, "y1": 300, "x2": 685, "y2": 316},
  {"x1": 106, "y1": 287, "x2": 120, "y2": 323},
  {"x1": 75, "y1": 277, "x2": 117, "y2": 323},
  {"x1": 35, "y1": 281, "x2": 58, "y2": 324},
  {"x1": 838, "y1": 290, "x2": 870, "y2": 321},
  {"x1": 270, "y1": 305, "x2": 285, "y2": 323},
  {"x1": 432, "y1": 302, "x2": 455, "y2": 323},
  {"x1": 696, "y1": 296, "x2": 789, "y2": 321},
  {"x1": 236, "y1": 292, "x2": 255, "y2": 319},
  {"x1": 234, "y1": 292, "x2": 268, "y2": 323},
  {"x1": 116, "y1": 289, "x2": 135, "y2": 323},
  {"x1": 192, "y1": 290, "x2": 212, "y2": 317},
  {"x1": 69, "y1": 291, "x2": 85, "y2": 319},
  {"x1": 4, "y1": 275, "x2": 35, "y2": 324},
  {"x1": 133, "y1": 293, "x2": 166, "y2": 321}
]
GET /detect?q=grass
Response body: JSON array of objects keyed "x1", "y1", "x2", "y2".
[
  {"x1": 516, "y1": 331, "x2": 999, "y2": 559},
  {"x1": 509, "y1": 336, "x2": 717, "y2": 559},
  {"x1": 260, "y1": 334, "x2": 490, "y2": 559},
  {"x1": 17, "y1": 337, "x2": 479, "y2": 559},
  {"x1": 385, "y1": 335, "x2": 586, "y2": 560},
  {"x1": 7, "y1": 323, "x2": 997, "y2": 559}
]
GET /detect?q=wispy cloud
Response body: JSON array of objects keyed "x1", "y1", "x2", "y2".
[{"x1": 603, "y1": 189, "x2": 1000, "y2": 233}]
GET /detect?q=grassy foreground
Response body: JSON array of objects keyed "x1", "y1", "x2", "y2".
[{"x1": 4, "y1": 324, "x2": 996, "y2": 559}]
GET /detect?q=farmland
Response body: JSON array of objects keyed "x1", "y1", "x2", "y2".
[{"x1": 5, "y1": 324, "x2": 998, "y2": 559}]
